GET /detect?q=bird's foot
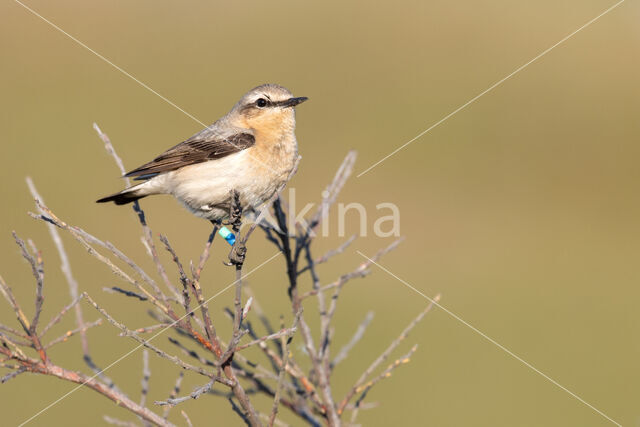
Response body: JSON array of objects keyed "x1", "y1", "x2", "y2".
[{"x1": 226, "y1": 241, "x2": 247, "y2": 267}]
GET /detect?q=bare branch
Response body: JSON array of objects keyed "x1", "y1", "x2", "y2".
[
  {"x1": 140, "y1": 350, "x2": 150, "y2": 407},
  {"x1": 162, "y1": 372, "x2": 184, "y2": 419},
  {"x1": 301, "y1": 238, "x2": 404, "y2": 300},
  {"x1": 154, "y1": 379, "x2": 214, "y2": 406},
  {"x1": 261, "y1": 413, "x2": 290, "y2": 427},
  {"x1": 331, "y1": 311, "x2": 374, "y2": 369},
  {"x1": 0, "y1": 324, "x2": 28, "y2": 340},
  {"x1": 159, "y1": 235, "x2": 193, "y2": 328},
  {"x1": 270, "y1": 195, "x2": 341, "y2": 426},
  {"x1": 338, "y1": 295, "x2": 440, "y2": 413},
  {"x1": 0, "y1": 333, "x2": 28, "y2": 360},
  {"x1": 228, "y1": 397, "x2": 251, "y2": 425},
  {"x1": 315, "y1": 235, "x2": 357, "y2": 265},
  {"x1": 0, "y1": 332, "x2": 32, "y2": 349},
  {"x1": 2, "y1": 141, "x2": 435, "y2": 427},
  {"x1": 12, "y1": 232, "x2": 44, "y2": 333},
  {"x1": 167, "y1": 337, "x2": 215, "y2": 367},
  {"x1": 187, "y1": 262, "x2": 222, "y2": 357},
  {"x1": 29, "y1": 204, "x2": 161, "y2": 309},
  {"x1": 26, "y1": 177, "x2": 91, "y2": 358},
  {"x1": 242, "y1": 285, "x2": 276, "y2": 337},
  {"x1": 298, "y1": 235, "x2": 357, "y2": 276},
  {"x1": 103, "y1": 287, "x2": 148, "y2": 301},
  {"x1": 83, "y1": 293, "x2": 217, "y2": 379},
  {"x1": 0, "y1": 275, "x2": 31, "y2": 336},
  {"x1": 268, "y1": 310, "x2": 301, "y2": 426},
  {"x1": 103, "y1": 415, "x2": 140, "y2": 427},
  {"x1": 27, "y1": 358, "x2": 173, "y2": 426},
  {"x1": 194, "y1": 227, "x2": 217, "y2": 281},
  {"x1": 44, "y1": 319, "x2": 103, "y2": 350},
  {"x1": 308, "y1": 151, "x2": 357, "y2": 231},
  {"x1": 350, "y1": 345, "x2": 418, "y2": 423},
  {"x1": 181, "y1": 410, "x2": 194, "y2": 427},
  {"x1": 128, "y1": 324, "x2": 172, "y2": 335},
  {"x1": 1, "y1": 367, "x2": 27, "y2": 384},
  {"x1": 93, "y1": 123, "x2": 127, "y2": 177},
  {"x1": 236, "y1": 327, "x2": 297, "y2": 352},
  {"x1": 320, "y1": 238, "x2": 403, "y2": 368},
  {"x1": 40, "y1": 293, "x2": 83, "y2": 338}
]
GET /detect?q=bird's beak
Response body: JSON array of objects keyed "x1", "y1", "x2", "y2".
[{"x1": 281, "y1": 97, "x2": 308, "y2": 108}]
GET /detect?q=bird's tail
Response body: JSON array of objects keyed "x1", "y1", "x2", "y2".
[{"x1": 96, "y1": 183, "x2": 149, "y2": 205}]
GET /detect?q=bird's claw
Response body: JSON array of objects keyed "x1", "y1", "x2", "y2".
[{"x1": 225, "y1": 241, "x2": 247, "y2": 267}]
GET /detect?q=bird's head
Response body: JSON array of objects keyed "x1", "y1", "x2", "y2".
[{"x1": 229, "y1": 84, "x2": 308, "y2": 138}]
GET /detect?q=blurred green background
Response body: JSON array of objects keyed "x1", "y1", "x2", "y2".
[{"x1": 1, "y1": 0, "x2": 639, "y2": 425}]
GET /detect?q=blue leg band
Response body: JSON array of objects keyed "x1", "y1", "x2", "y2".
[{"x1": 218, "y1": 226, "x2": 236, "y2": 246}]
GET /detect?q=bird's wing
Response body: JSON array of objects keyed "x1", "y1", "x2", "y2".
[{"x1": 124, "y1": 130, "x2": 255, "y2": 179}]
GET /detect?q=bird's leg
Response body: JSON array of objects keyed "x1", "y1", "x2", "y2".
[
  {"x1": 227, "y1": 190, "x2": 243, "y2": 232},
  {"x1": 226, "y1": 190, "x2": 247, "y2": 266}
]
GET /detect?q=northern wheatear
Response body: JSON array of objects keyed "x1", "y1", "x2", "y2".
[{"x1": 97, "y1": 84, "x2": 307, "y2": 223}]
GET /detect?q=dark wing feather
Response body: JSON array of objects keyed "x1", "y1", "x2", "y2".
[{"x1": 124, "y1": 132, "x2": 255, "y2": 179}]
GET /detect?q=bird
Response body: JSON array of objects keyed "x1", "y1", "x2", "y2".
[{"x1": 97, "y1": 84, "x2": 307, "y2": 225}]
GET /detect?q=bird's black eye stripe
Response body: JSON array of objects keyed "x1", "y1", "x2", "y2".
[{"x1": 256, "y1": 98, "x2": 268, "y2": 108}]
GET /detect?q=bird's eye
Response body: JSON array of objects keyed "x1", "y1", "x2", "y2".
[{"x1": 256, "y1": 98, "x2": 268, "y2": 108}]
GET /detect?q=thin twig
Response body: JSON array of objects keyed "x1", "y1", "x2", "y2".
[
  {"x1": 159, "y1": 235, "x2": 193, "y2": 328},
  {"x1": 30, "y1": 185, "x2": 217, "y2": 385},
  {"x1": 228, "y1": 397, "x2": 251, "y2": 426},
  {"x1": 268, "y1": 310, "x2": 301, "y2": 426},
  {"x1": 44, "y1": 319, "x2": 103, "y2": 350},
  {"x1": 194, "y1": 227, "x2": 217, "y2": 281},
  {"x1": 181, "y1": 410, "x2": 194, "y2": 427},
  {"x1": 39, "y1": 293, "x2": 83, "y2": 338},
  {"x1": 298, "y1": 234, "x2": 357, "y2": 276},
  {"x1": 26, "y1": 357, "x2": 173, "y2": 426},
  {"x1": 320, "y1": 239, "x2": 403, "y2": 374},
  {"x1": 271, "y1": 196, "x2": 339, "y2": 425},
  {"x1": 103, "y1": 287, "x2": 148, "y2": 301},
  {"x1": 261, "y1": 413, "x2": 290, "y2": 427},
  {"x1": 187, "y1": 262, "x2": 222, "y2": 357},
  {"x1": 154, "y1": 379, "x2": 214, "y2": 406},
  {"x1": 167, "y1": 337, "x2": 215, "y2": 367},
  {"x1": 308, "y1": 151, "x2": 357, "y2": 232},
  {"x1": 128, "y1": 324, "x2": 172, "y2": 335},
  {"x1": 29, "y1": 202, "x2": 168, "y2": 316},
  {"x1": 12, "y1": 232, "x2": 44, "y2": 333},
  {"x1": 162, "y1": 372, "x2": 184, "y2": 419},
  {"x1": 350, "y1": 346, "x2": 418, "y2": 423},
  {"x1": 242, "y1": 285, "x2": 276, "y2": 337},
  {"x1": 140, "y1": 350, "x2": 150, "y2": 407},
  {"x1": 0, "y1": 276, "x2": 30, "y2": 335},
  {"x1": 331, "y1": 311, "x2": 374, "y2": 369},
  {"x1": 26, "y1": 177, "x2": 91, "y2": 358},
  {"x1": 83, "y1": 293, "x2": 220, "y2": 380},
  {"x1": 235, "y1": 327, "x2": 297, "y2": 352},
  {"x1": 103, "y1": 415, "x2": 140, "y2": 427},
  {"x1": 301, "y1": 238, "x2": 404, "y2": 300},
  {"x1": 1, "y1": 367, "x2": 27, "y2": 384},
  {"x1": 338, "y1": 295, "x2": 440, "y2": 413},
  {"x1": 0, "y1": 324, "x2": 28, "y2": 340}
]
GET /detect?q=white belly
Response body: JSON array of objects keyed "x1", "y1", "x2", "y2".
[{"x1": 162, "y1": 149, "x2": 292, "y2": 221}]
